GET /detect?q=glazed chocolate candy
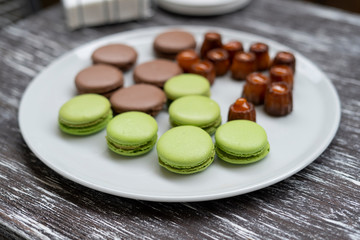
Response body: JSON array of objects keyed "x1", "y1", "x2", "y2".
[
  {"x1": 231, "y1": 52, "x2": 256, "y2": 80},
  {"x1": 242, "y1": 72, "x2": 270, "y2": 105},
  {"x1": 228, "y1": 98, "x2": 256, "y2": 122},
  {"x1": 206, "y1": 48, "x2": 230, "y2": 76},
  {"x1": 250, "y1": 42, "x2": 271, "y2": 71},
  {"x1": 264, "y1": 81, "x2": 293, "y2": 116}
]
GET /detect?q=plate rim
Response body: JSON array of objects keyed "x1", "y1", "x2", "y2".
[
  {"x1": 18, "y1": 25, "x2": 341, "y2": 202},
  {"x1": 155, "y1": 0, "x2": 252, "y2": 16}
]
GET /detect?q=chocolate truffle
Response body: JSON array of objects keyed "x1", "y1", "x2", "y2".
[
  {"x1": 228, "y1": 98, "x2": 256, "y2": 122},
  {"x1": 133, "y1": 59, "x2": 183, "y2": 88},
  {"x1": 153, "y1": 30, "x2": 196, "y2": 59},
  {"x1": 110, "y1": 84, "x2": 166, "y2": 116},
  {"x1": 91, "y1": 44, "x2": 137, "y2": 71},
  {"x1": 75, "y1": 64, "x2": 123, "y2": 98}
]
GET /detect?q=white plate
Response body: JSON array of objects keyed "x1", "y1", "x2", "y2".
[
  {"x1": 156, "y1": 0, "x2": 252, "y2": 16},
  {"x1": 19, "y1": 26, "x2": 341, "y2": 202}
]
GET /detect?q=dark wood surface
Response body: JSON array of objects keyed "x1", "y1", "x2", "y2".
[{"x1": 1, "y1": 0, "x2": 359, "y2": 239}]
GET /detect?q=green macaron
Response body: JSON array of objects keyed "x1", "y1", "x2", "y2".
[
  {"x1": 58, "y1": 94, "x2": 112, "y2": 135},
  {"x1": 106, "y1": 111, "x2": 158, "y2": 156},
  {"x1": 168, "y1": 95, "x2": 221, "y2": 135},
  {"x1": 157, "y1": 126, "x2": 215, "y2": 174},
  {"x1": 164, "y1": 73, "x2": 211, "y2": 101},
  {"x1": 215, "y1": 120, "x2": 270, "y2": 164}
]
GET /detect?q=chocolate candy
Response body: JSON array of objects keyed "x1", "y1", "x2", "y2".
[
  {"x1": 228, "y1": 98, "x2": 256, "y2": 122},
  {"x1": 200, "y1": 32, "x2": 222, "y2": 59},
  {"x1": 250, "y1": 42, "x2": 271, "y2": 71},
  {"x1": 231, "y1": 52, "x2": 256, "y2": 80},
  {"x1": 272, "y1": 51, "x2": 296, "y2": 73},
  {"x1": 176, "y1": 49, "x2": 200, "y2": 73},
  {"x1": 242, "y1": 72, "x2": 270, "y2": 105},
  {"x1": 206, "y1": 48, "x2": 230, "y2": 76},
  {"x1": 222, "y1": 40, "x2": 244, "y2": 63},
  {"x1": 264, "y1": 82, "x2": 293, "y2": 116},
  {"x1": 189, "y1": 60, "x2": 216, "y2": 85},
  {"x1": 270, "y1": 65, "x2": 294, "y2": 90}
]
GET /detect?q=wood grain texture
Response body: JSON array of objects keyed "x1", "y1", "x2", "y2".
[{"x1": 1, "y1": 0, "x2": 359, "y2": 239}]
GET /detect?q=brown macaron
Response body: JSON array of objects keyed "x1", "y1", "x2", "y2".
[
  {"x1": 133, "y1": 59, "x2": 183, "y2": 88},
  {"x1": 153, "y1": 30, "x2": 196, "y2": 59},
  {"x1": 91, "y1": 44, "x2": 137, "y2": 71},
  {"x1": 75, "y1": 64, "x2": 123, "y2": 98},
  {"x1": 110, "y1": 84, "x2": 167, "y2": 116}
]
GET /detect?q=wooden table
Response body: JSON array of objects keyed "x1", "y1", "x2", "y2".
[{"x1": 1, "y1": 0, "x2": 359, "y2": 239}]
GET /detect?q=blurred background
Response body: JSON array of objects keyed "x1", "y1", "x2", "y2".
[{"x1": 1, "y1": 0, "x2": 359, "y2": 29}]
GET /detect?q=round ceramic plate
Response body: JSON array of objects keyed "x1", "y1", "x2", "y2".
[
  {"x1": 19, "y1": 26, "x2": 340, "y2": 202},
  {"x1": 156, "y1": 0, "x2": 252, "y2": 16}
]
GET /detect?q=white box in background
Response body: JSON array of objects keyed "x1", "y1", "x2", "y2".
[{"x1": 62, "y1": 0, "x2": 153, "y2": 30}]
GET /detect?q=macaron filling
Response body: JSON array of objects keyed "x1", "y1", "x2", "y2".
[
  {"x1": 158, "y1": 146, "x2": 215, "y2": 174},
  {"x1": 59, "y1": 110, "x2": 112, "y2": 135},
  {"x1": 107, "y1": 134, "x2": 158, "y2": 156},
  {"x1": 215, "y1": 142, "x2": 270, "y2": 164}
]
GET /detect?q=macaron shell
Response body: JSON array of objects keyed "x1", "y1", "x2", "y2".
[
  {"x1": 106, "y1": 112, "x2": 158, "y2": 145},
  {"x1": 164, "y1": 73, "x2": 211, "y2": 100},
  {"x1": 154, "y1": 30, "x2": 196, "y2": 54},
  {"x1": 133, "y1": 59, "x2": 183, "y2": 87},
  {"x1": 59, "y1": 94, "x2": 111, "y2": 125},
  {"x1": 91, "y1": 44, "x2": 137, "y2": 70},
  {"x1": 75, "y1": 64, "x2": 123, "y2": 95},
  {"x1": 156, "y1": 126, "x2": 214, "y2": 168},
  {"x1": 169, "y1": 95, "x2": 221, "y2": 127},
  {"x1": 110, "y1": 84, "x2": 166, "y2": 116},
  {"x1": 215, "y1": 120, "x2": 268, "y2": 155}
]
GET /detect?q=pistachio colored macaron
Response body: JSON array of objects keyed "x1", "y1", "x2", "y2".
[
  {"x1": 58, "y1": 94, "x2": 112, "y2": 135},
  {"x1": 164, "y1": 73, "x2": 211, "y2": 101},
  {"x1": 157, "y1": 126, "x2": 215, "y2": 174},
  {"x1": 106, "y1": 111, "x2": 158, "y2": 156},
  {"x1": 168, "y1": 95, "x2": 221, "y2": 135},
  {"x1": 215, "y1": 120, "x2": 270, "y2": 164}
]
